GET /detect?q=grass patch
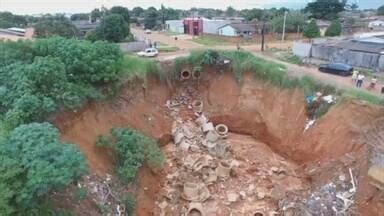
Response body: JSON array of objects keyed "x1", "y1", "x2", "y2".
[
  {"x1": 277, "y1": 52, "x2": 303, "y2": 65},
  {"x1": 120, "y1": 55, "x2": 159, "y2": 80},
  {"x1": 157, "y1": 46, "x2": 179, "y2": 52},
  {"x1": 192, "y1": 35, "x2": 229, "y2": 46},
  {"x1": 343, "y1": 90, "x2": 384, "y2": 105}
]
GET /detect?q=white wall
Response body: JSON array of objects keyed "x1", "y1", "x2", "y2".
[
  {"x1": 218, "y1": 25, "x2": 237, "y2": 37},
  {"x1": 166, "y1": 20, "x2": 184, "y2": 34},
  {"x1": 203, "y1": 19, "x2": 231, "y2": 34}
]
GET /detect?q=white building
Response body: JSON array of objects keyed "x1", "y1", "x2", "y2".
[
  {"x1": 218, "y1": 23, "x2": 256, "y2": 37},
  {"x1": 165, "y1": 20, "x2": 184, "y2": 34},
  {"x1": 202, "y1": 18, "x2": 231, "y2": 35}
]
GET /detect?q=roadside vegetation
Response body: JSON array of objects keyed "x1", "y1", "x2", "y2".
[
  {"x1": 121, "y1": 54, "x2": 159, "y2": 80},
  {"x1": 173, "y1": 49, "x2": 384, "y2": 106},
  {"x1": 96, "y1": 128, "x2": 165, "y2": 182}
]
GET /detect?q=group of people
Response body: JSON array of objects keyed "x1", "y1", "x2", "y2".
[{"x1": 351, "y1": 70, "x2": 377, "y2": 90}]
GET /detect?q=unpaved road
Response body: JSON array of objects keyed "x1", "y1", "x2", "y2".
[{"x1": 132, "y1": 28, "x2": 384, "y2": 97}]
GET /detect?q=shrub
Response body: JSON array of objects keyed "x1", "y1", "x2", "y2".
[
  {"x1": 303, "y1": 19, "x2": 321, "y2": 38},
  {"x1": 325, "y1": 20, "x2": 342, "y2": 37},
  {"x1": 96, "y1": 128, "x2": 164, "y2": 182}
]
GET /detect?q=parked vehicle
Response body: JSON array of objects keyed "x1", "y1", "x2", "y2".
[
  {"x1": 145, "y1": 29, "x2": 152, "y2": 34},
  {"x1": 137, "y1": 48, "x2": 158, "y2": 57},
  {"x1": 318, "y1": 63, "x2": 353, "y2": 76}
]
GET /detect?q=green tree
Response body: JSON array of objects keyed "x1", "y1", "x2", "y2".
[
  {"x1": 225, "y1": 6, "x2": 236, "y2": 17},
  {"x1": 378, "y1": 5, "x2": 384, "y2": 15},
  {"x1": 303, "y1": 19, "x2": 321, "y2": 38},
  {"x1": 305, "y1": 0, "x2": 346, "y2": 20},
  {"x1": 272, "y1": 11, "x2": 307, "y2": 33},
  {"x1": 241, "y1": 8, "x2": 263, "y2": 21},
  {"x1": 0, "y1": 123, "x2": 86, "y2": 211},
  {"x1": 132, "y1": 7, "x2": 145, "y2": 18},
  {"x1": 90, "y1": 8, "x2": 102, "y2": 22},
  {"x1": 0, "y1": 12, "x2": 27, "y2": 28},
  {"x1": 96, "y1": 14, "x2": 128, "y2": 42},
  {"x1": 34, "y1": 15, "x2": 78, "y2": 38},
  {"x1": 144, "y1": 7, "x2": 158, "y2": 29},
  {"x1": 110, "y1": 6, "x2": 130, "y2": 24},
  {"x1": 325, "y1": 19, "x2": 342, "y2": 36},
  {"x1": 70, "y1": 13, "x2": 89, "y2": 21}
]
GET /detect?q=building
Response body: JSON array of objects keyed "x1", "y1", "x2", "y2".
[
  {"x1": 218, "y1": 23, "x2": 256, "y2": 37},
  {"x1": 369, "y1": 20, "x2": 384, "y2": 31},
  {"x1": 293, "y1": 35, "x2": 384, "y2": 71},
  {"x1": 72, "y1": 20, "x2": 100, "y2": 35},
  {"x1": 202, "y1": 19, "x2": 231, "y2": 35},
  {"x1": 165, "y1": 20, "x2": 184, "y2": 34},
  {"x1": 183, "y1": 17, "x2": 203, "y2": 35}
]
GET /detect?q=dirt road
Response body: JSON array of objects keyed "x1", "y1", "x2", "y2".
[{"x1": 132, "y1": 28, "x2": 383, "y2": 97}]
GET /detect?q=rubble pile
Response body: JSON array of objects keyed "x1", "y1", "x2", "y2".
[{"x1": 157, "y1": 84, "x2": 311, "y2": 215}]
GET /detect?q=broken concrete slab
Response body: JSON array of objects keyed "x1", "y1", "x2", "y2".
[
  {"x1": 216, "y1": 161, "x2": 231, "y2": 179},
  {"x1": 202, "y1": 122, "x2": 215, "y2": 133},
  {"x1": 182, "y1": 182, "x2": 211, "y2": 202},
  {"x1": 206, "y1": 130, "x2": 219, "y2": 142}
]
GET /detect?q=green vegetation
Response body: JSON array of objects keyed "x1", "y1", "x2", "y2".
[
  {"x1": 87, "y1": 14, "x2": 129, "y2": 42},
  {"x1": 34, "y1": 15, "x2": 78, "y2": 38},
  {"x1": 96, "y1": 128, "x2": 164, "y2": 182},
  {"x1": 0, "y1": 12, "x2": 27, "y2": 28},
  {"x1": 272, "y1": 11, "x2": 307, "y2": 34},
  {"x1": 277, "y1": 52, "x2": 303, "y2": 65},
  {"x1": 378, "y1": 5, "x2": 384, "y2": 15},
  {"x1": 0, "y1": 122, "x2": 86, "y2": 214},
  {"x1": 157, "y1": 45, "x2": 179, "y2": 52},
  {"x1": 120, "y1": 55, "x2": 159, "y2": 80},
  {"x1": 144, "y1": 7, "x2": 159, "y2": 29},
  {"x1": 303, "y1": 20, "x2": 321, "y2": 38},
  {"x1": 173, "y1": 49, "x2": 384, "y2": 106},
  {"x1": 192, "y1": 36, "x2": 229, "y2": 46},
  {"x1": 0, "y1": 37, "x2": 122, "y2": 129},
  {"x1": 304, "y1": 0, "x2": 346, "y2": 20},
  {"x1": 325, "y1": 20, "x2": 342, "y2": 37}
]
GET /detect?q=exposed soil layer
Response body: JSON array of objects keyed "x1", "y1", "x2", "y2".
[{"x1": 54, "y1": 68, "x2": 384, "y2": 215}]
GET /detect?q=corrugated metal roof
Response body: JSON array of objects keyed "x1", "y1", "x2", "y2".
[
  {"x1": 219, "y1": 23, "x2": 256, "y2": 32},
  {"x1": 331, "y1": 39, "x2": 384, "y2": 54}
]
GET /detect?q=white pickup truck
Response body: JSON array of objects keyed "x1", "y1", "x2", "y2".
[{"x1": 137, "y1": 48, "x2": 159, "y2": 57}]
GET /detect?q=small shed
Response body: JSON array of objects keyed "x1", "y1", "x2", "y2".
[
  {"x1": 165, "y1": 20, "x2": 184, "y2": 34},
  {"x1": 218, "y1": 23, "x2": 256, "y2": 37}
]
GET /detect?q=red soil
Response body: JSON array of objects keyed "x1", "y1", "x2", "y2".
[{"x1": 53, "y1": 69, "x2": 384, "y2": 215}]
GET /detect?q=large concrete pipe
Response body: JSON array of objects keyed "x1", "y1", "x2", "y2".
[{"x1": 180, "y1": 69, "x2": 192, "y2": 80}]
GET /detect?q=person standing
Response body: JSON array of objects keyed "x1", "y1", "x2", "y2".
[
  {"x1": 351, "y1": 70, "x2": 359, "y2": 83},
  {"x1": 369, "y1": 76, "x2": 378, "y2": 90},
  {"x1": 356, "y1": 73, "x2": 365, "y2": 88}
]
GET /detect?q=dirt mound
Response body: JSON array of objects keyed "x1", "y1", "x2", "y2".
[{"x1": 53, "y1": 69, "x2": 384, "y2": 215}]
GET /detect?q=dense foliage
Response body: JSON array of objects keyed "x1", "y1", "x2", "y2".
[
  {"x1": 70, "y1": 13, "x2": 90, "y2": 21},
  {"x1": 378, "y1": 5, "x2": 384, "y2": 15},
  {"x1": 96, "y1": 128, "x2": 164, "y2": 182},
  {"x1": 272, "y1": 11, "x2": 307, "y2": 34},
  {"x1": 144, "y1": 7, "x2": 159, "y2": 29},
  {"x1": 0, "y1": 12, "x2": 27, "y2": 28},
  {"x1": 304, "y1": 0, "x2": 346, "y2": 20},
  {"x1": 325, "y1": 20, "x2": 342, "y2": 37},
  {"x1": 34, "y1": 15, "x2": 78, "y2": 38},
  {"x1": 0, "y1": 123, "x2": 86, "y2": 214},
  {"x1": 0, "y1": 37, "x2": 122, "y2": 129},
  {"x1": 303, "y1": 20, "x2": 321, "y2": 38}
]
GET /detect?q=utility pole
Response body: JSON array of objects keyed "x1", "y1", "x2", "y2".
[
  {"x1": 282, "y1": 11, "x2": 287, "y2": 42},
  {"x1": 261, "y1": 21, "x2": 265, "y2": 52}
]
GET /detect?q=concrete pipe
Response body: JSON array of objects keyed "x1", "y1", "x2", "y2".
[
  {"x1": 253, "y1": 211, "x2": 265, "y2": 216},
  {"x1": 192, "y1": 100, "x2": 203, "y2": 113},
  {"x1": 188, "y1": 203, "x2": 205, "y2": 216},
  {"x1": 216, "y1": 161, "x2": 231, "y2": 179},
  {"x1": 180, "y1": 69, "x2": 192, "y2": 80},
  {"x1": 183, "y1": 182, "x2": 199, "y2": 200},
  {"x1": 215, "y1": 124, "x2": 228, "y2": 136}
]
